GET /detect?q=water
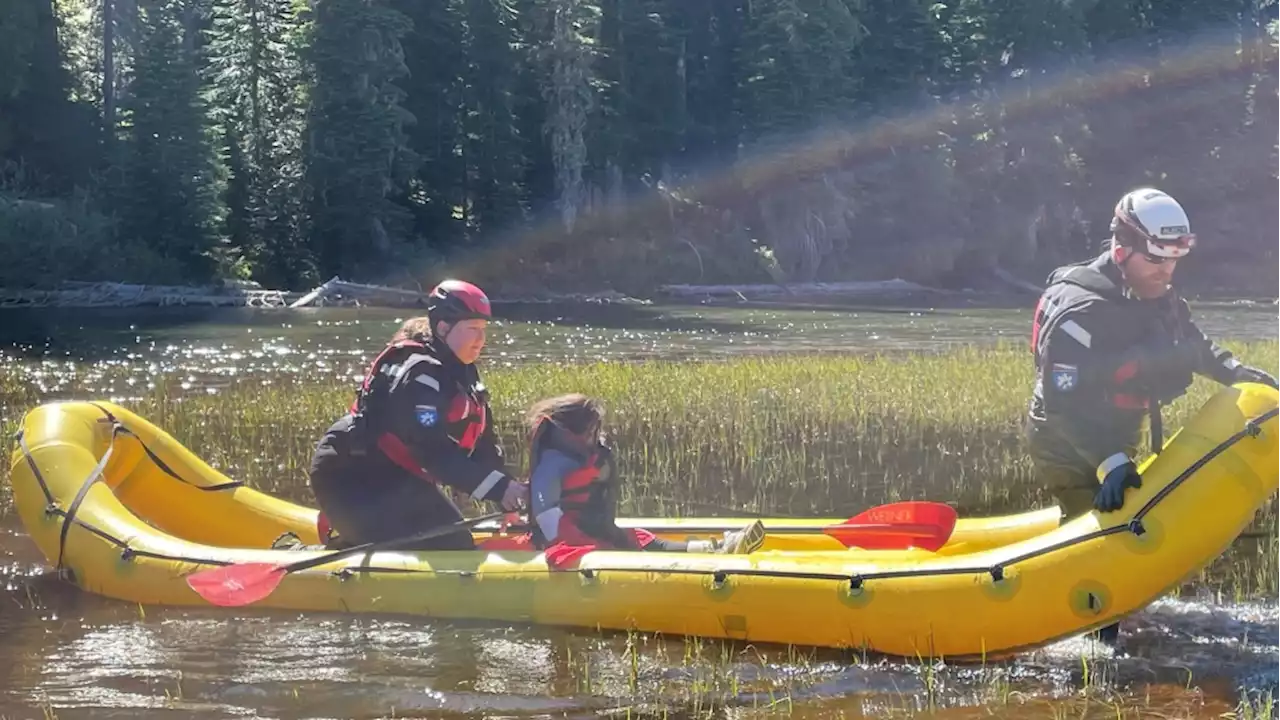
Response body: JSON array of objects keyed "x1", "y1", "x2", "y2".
[{"x1": 1, "y1": 300, "x2": 1277, "y2": 719}]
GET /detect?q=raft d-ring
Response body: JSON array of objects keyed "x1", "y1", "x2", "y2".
[
  {"x1": 44, "y1": 503, "x2": 60, "y2": 518},
  {"x1": 579, "y1": 568, "x2": 596, "y2": 580},
  {"x1": 332, "y1": 568, "x2": 354, "y2": 581},
  {"x1": 1245, "y1": 420, "x2": 1262, "y2": 439},
  {"x1": 849, "y1": 575, "x2": 864, "y2": 591},
  {"x1": 712, "y1": 571, "x2": 728, "y2": 588},
  {"x1": 1127, "y1": 519, "x2": 1146, "y2": 536},
  {"x1": 989, "y1": 565, "x2": 1005, "y2": 582},
  {"x1": 120, "y1": 546, "x2": 136, "y2": 562}
]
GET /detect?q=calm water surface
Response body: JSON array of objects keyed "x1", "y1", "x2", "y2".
[{"x1": 1, "y1": 300, "x2": 1276, "y2": 719}]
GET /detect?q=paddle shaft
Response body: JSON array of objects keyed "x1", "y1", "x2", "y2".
[
  {"x1": 482, "y1": 521, "x2": 941, "y2": 537},
  {"x1": 287, "y1": 511, "x2": 506, "y2": 574}
]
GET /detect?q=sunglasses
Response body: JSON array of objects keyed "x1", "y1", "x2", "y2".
[
  {"x1": 1117, "y1": 214, "x2": 1195, "y2": 264},
  {"x1": 1141, "y1": 237, "x2": 1195, "y2": 265}
]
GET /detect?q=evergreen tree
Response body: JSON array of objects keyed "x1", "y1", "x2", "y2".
[
  {"x1": 460, "y1": 0, "x2": 527, "y2": 236},
  {"x1": 534, "y1": 0, "x2": 600, "y2": 232},
  {"x1": 737, "y1": 0, "x2": 862, "y2": 145},
  {"x1": 0, "y1": 0, "x2": 97, "y2": 194},
  {"x1": 393, "y1": 0, "x2": 467, "y2": 251},
  {"x1": 207, "y1": 0, "x2": 311, "y2": 286},
  {"x1": 6, "y1": 0, "x2": 1271, "y2": 293},
  {"x1": 117, "y1": 0, "x2": 224, "y2": 280},
  {"x1": 304, "y1": 0, "x2": 417, "y2": 279}
]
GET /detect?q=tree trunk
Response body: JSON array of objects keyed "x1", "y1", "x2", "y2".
[{"x1": 102, "y1": 0, "x2": 115, "y2": 145}]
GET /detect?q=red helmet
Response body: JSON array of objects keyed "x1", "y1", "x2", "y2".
[{"x1": 427, "y1": 280, "x2": 492, "y2": 323}]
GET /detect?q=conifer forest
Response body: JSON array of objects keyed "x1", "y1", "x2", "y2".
[{"x1": 1, "y1": 0, "x2": 1276, "y2": 295}]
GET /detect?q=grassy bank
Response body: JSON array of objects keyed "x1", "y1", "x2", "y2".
[{"x1": 2, "y1": 341, "x2": 1277, "y2": 600}]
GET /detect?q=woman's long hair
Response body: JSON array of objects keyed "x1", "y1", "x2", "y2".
[{"x1": 390, "y1": 316, "x2": 433, "y2": 343}]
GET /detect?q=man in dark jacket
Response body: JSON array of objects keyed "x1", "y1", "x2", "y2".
[
  {"x1": 1028, "y1": 187, "x2": 1277, "y2": 522},
  {"x1": 1028, "y1": 188, "x2": 1276, "y2": 647}
]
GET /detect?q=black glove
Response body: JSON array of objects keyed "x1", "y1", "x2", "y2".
[
  {"x1": 1094, "y1": 453, "x2": 1142, "y2": 513},
  {"x1": 1234, "y1": 365, "x2": 1279, "y2": 390}
]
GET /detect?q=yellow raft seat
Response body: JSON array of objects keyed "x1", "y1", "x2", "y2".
[{"x1": 7, "y1": 384, "x2": 1276, "y2": 658}]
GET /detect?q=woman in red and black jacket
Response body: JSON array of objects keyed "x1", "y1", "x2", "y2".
[{"x1": 308, "y1": 280, "x2": 528, "y2": 551}]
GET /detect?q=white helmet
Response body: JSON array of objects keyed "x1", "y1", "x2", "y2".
[{"x1": 1109, "y1": 188, "x2": 1196, "y2": 260}]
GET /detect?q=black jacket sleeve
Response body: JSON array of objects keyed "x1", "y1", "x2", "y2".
[
  {"x1": 384, "y1": 363, "x2": 514, "y2": 502},
  {"x1": 1165, "y1": 298, "x2": 1277, "y2": 389}
]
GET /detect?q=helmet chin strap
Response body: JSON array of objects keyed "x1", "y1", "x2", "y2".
[
  {"x1": 1111, "y1": 244, "x2": 1142, "y2": 299},
  {"x1": 433, "y1": 321, "x2": 461, "y2": 359}
]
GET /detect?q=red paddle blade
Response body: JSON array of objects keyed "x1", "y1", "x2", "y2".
[
  {"x1": 849, "y1": 500, "x2": 957, "y2": 527},
  {"x1": 828, "y1": 501, "x2": 959, "y2": 550},
  {"x1": 185, "y1": 562, "x2": 288, "y2": 607}
]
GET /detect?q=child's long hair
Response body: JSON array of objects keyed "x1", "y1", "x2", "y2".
[{"x1": 526, "y1": 393, "x2": 605, "y2": 439}]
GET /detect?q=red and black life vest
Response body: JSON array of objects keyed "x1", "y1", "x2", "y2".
[
  {"x1": 349, "y1": 338, "x2": 491, "y2": 479},
  {"x1": 528, "y1": 418, "x2": 617, "y2": 545}
]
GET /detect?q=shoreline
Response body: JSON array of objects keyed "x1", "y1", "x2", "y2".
[
  {"x1": 0, "y1": 276, "x2": 1274, "y2": 312},
  {"x1": 0, "y1": 276, "x2": 1010, "y2": 311}
]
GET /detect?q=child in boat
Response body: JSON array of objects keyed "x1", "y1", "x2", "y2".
[{"x1": 525, "y1": 393, "x2": 765, "y2": 559}]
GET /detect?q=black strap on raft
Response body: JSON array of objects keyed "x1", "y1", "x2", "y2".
[
  {"x1": 16, "y1": 404, "x2": 247, "y2": 577},
  {"x1": 86, "y1": 403, "x2": 243, "y2": 492},
  {"x1": 53, "y1": 418, "x2": 127, "y2": 572}
]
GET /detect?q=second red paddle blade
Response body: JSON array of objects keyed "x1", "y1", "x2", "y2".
[
  {"x1": 832, "y1": 502, "x2": 959, "y2": 550},
  {"x1": 186, "y1": 562, "x2": 288, "y2": 607}
]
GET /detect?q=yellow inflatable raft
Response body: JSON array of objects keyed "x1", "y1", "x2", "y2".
[{"x1": 8, "y1": 384, "x2": 1277, "y2": 658}]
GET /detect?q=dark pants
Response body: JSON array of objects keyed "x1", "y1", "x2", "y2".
[
  {"x1": 1026, "y1": 418, "x2": 1114, "y2": 523},
  {"x1": 1034, "y1": 456, "x2": 1099, "y2": 522},
  {"x1": 1032, "y1": 455, "x2": 1125, "y2": 643},
  {"x1": 309, "y1": 430, "x2": 475, "y2": 551}
]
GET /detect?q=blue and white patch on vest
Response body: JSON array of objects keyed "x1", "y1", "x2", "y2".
[
  {"x1": 1051, "y1": 363, "x2": 1078, "y2": 392},
  {"x1": 415, "y1": 405, "x2": 439, "y2": 427}
]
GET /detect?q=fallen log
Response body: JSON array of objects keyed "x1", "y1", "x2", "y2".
[
  {"x1": 287, "y1": 277, "x2": 430, "y2": 308},
  {"x1": 0, "y1": 281, "x2": 297, "y2": 309},
  {"x1": 288, "y1": 276, "x2": 341, "y2": 308}
]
